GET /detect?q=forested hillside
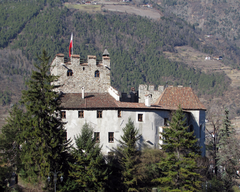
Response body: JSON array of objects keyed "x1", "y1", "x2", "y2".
[
  {"x1": 153, "y1": 0, "x2": 240, "y2": 69},
  {"x1": 0, "y1": 0, "x2": 230, "y2": 112}
]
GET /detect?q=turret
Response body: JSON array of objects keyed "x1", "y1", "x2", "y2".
[{"x1": 102, "y1": 49, "x2": 110, "y2": 68}]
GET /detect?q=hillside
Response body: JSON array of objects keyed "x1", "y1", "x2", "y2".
[
  {"x1": 0, "y1": 0, "x2": 239, "y2": 128},
  {"x1": 154, "y1": 0, "x2": 240, "y2": 69}
]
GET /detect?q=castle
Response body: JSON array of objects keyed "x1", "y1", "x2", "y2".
[{"x1": 51, "y1": 49, "x2": 206, "y2": 156}]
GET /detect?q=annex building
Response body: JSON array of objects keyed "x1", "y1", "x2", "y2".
[{"x1": 51, "y1": 49, "x2": 206, "y2": 156}]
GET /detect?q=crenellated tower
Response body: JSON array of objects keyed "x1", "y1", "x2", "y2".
[{"x1": 51, "y1": 49, "x2": 111, "y2": 93}]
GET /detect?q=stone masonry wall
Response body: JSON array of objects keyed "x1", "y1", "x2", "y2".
[
  {"x1": 51, "y1": 54, "x2": 111, "y2": 93},
  {"x1": 138, "y1": 84, "x2": 164, "y2": 104}
]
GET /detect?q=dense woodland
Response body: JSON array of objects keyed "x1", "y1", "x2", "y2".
[{"x1": 0, "y1": 0, "x2": 230, "y2": 106}]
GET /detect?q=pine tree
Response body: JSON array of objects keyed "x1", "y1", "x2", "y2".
[
  {"x1": 0, "y1": 164, "x2": 8, "y2": 192},
  {"x1": 117, "y1": 118, "x2": 141, "y2": 192},
  {"x1": 0, "y1": 105, "x2": 23, "y2": 176},
  {"x1": 217, "y1": 109, "x2": 240, "y2": 191},
  {"x1": 0, "y1": 105, "x2": 25, "y2": 191},
  {"x1": 69, "y1": 123, "x2": 108, "y2": 191},
  {"x1": 152, "y1": 106, "x2": 201, "y2": 192},
  {"x1": 19, "y1": 49, "x2": 71, "y2": 185}
]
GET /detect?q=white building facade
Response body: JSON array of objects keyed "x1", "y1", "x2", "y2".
[{"x1": 51, "y1": 50, "x2": 206, "y2": 156}]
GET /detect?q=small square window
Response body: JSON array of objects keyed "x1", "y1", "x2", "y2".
[
  {"x1": 67, "y1": 69, "x2": 73, "y2": 76},
  {"x1": 108, "y1": 132, "x2": 114, "y2": 143},
  {"x1": 118, "y1": 110, "x2": 121, "y2": 118},
  {"x1": 164, "y1": 118, "x2": 169, "y2": 126},
  {"x1": 78, "y1": 111, "x2": 84, "y2": 118},
  {"x1": 95, "y1": 70, "x2": 100, "y2": 77},
  {"x1": 97, "y1": 110, "x2": 102, "y2": 118},
  {"x1": 94, "y1": 132, "x2": 100, "y2": 143},
  {"x1": 61, "y1": 111, "x2": 66, "y2": 119},
  {"x1": 138, "y1": 114, "x2": 143, "y2": 122}
]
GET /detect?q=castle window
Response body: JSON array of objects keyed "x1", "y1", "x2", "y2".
[
  {"x1": 94, "y1": 132, "x2": 100, "y2": 143},
  {"x1": 118, "y1": 110, "x2": 121, "y2": 118},
  {"x1": 61, "y1": 111, "x2": 66, "y2": 119},
  {"x1": 67, "y1": 69, "x2": 73, "y2": 76},
  {"x1": 108, "y1": 132, "x2": 114, "y2": 143},
  {"x1": 83, "y1": 67, "x2": 85, "y2": 71},
  {"x1": 95, "y1": 70, "x2": 100, "y2": 77},
  {"x1": 164, "y1": 118, "x2": 169, "y2": 126},
  {"x1": 138, "y1": 114, "x2": 143, "y2": 122},
  {"x1": 97, "y1": 110, "x2": 102, "y2": 118},
  {"x1": 78, "y1": 111, "x2": 84, "y2": 118}
]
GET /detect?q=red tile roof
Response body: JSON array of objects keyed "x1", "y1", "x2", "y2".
[
  {"x1": 60, "y1": 93, "x2": 162, "y2": 110},
  {"x1": 60, "y1": 87, "x2": 206, "y2": 111},
  {"x1": 60, "y1": 93, "x2": 118, "y2": 109},
  {"x1": 154, "y1": 87, "x2": 206, "y2": 110}
]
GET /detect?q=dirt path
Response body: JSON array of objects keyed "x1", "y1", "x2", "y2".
[{"x1": 103, "y1": 5, "x2": 162, "y2": 20}]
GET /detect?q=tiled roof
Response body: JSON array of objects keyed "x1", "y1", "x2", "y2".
[
  {"x1": 154, "y1": 87, "x2": 206, "y2": 110},
  {"x1": 60, "y1": 93, "x2": 118, "y2": 109},
  {"x1": 60, "y1": 93, "x2": 162, "y2": 110},
  {"x1": 60, "y1": 87, "x2": 206, "y2": 111},
  {"x1": 103, "y1": 49, "x2": 109, "y2": 56}
]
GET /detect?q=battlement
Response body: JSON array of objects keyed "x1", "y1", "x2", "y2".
[
  {"x1": 50, "y1": 49, "x2": 111, "y2": 93},
  {"x1": 138, "y1": 84, "x2": 164, "y2": 104}
]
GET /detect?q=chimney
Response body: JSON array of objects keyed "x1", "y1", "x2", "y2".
[
  {"x1": 145, "y1": 94, "x2": 152, "y2": 107},
  {"x1": 82, "y1": 87, "x2": 85, "y2": 99}
]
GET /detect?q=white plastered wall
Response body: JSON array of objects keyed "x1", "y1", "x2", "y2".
[
  {"x1": 189, "y1": 110, "x2": 206, "y2": 156},
  {"x1": 62, "y1": 109, "x2": 170, "y2": 155}
]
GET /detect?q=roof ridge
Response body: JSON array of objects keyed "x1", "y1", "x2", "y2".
[
  {"x1": 192, "y1": 90, "x2": 206, "y2": 109},
  {"x1": 154, "y1": 87, "x2": 167, "y2": 105}
]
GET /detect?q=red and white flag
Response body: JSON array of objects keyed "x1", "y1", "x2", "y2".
[{"x1": 69, "y1": 33, "x2": 73, "y2": 58}]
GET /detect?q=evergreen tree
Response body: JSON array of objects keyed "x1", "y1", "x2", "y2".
[
  {"x1": 117, "y1": 118, "x2": 141, "y2": 192},
  {"x1": 0, "y1": 166, "x2": 7, "y2": 192},
  {"x1": 0, "y1": 105, "x2": 23, "y2": 177},
  {"x1": 0, "y1": 105, "x2": 25, "y2": 191},
  {"x1": 69, "y1": 123, "x2": 108, "y2": 191},
  {"x1": 19, "y1": 49, "x2": 71, "y2": 186},
  {"x1": 217, "y1": 109, "x2": 240, "y2": 191},
  {"x1": 136, "y1": 149, "x2": 165, "y2": 191},
  {"x1": 152, "y1": 106, "x2": 201, "y2": 192}
]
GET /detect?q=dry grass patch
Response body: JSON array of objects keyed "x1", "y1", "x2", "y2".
[{"x1": 64, "y1": 3, "x2": 102, "y2": 12}]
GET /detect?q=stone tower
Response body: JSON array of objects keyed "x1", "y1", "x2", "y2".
[{"x1": 50, "y1": 49, "x2": 111, "y2": 93}]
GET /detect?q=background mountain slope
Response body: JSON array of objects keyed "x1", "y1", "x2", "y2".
[
  {"x1": 0, "y1": 0, "x2": 239, "y2": 128},
  {"x1": 155, "y1": 0, "x2": 240, "y2": 69}
]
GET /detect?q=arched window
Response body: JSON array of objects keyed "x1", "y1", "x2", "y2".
[
  {"x1": 67, "y1": 69, "x2": 73, "y2": 76},
  {"x1": 95, "y1": 70, "x2": 100, "y2": 77}
]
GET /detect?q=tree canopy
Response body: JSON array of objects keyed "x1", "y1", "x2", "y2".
[{"x1": 153, "y1": 106, "x2": 202, "y2": 192}]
